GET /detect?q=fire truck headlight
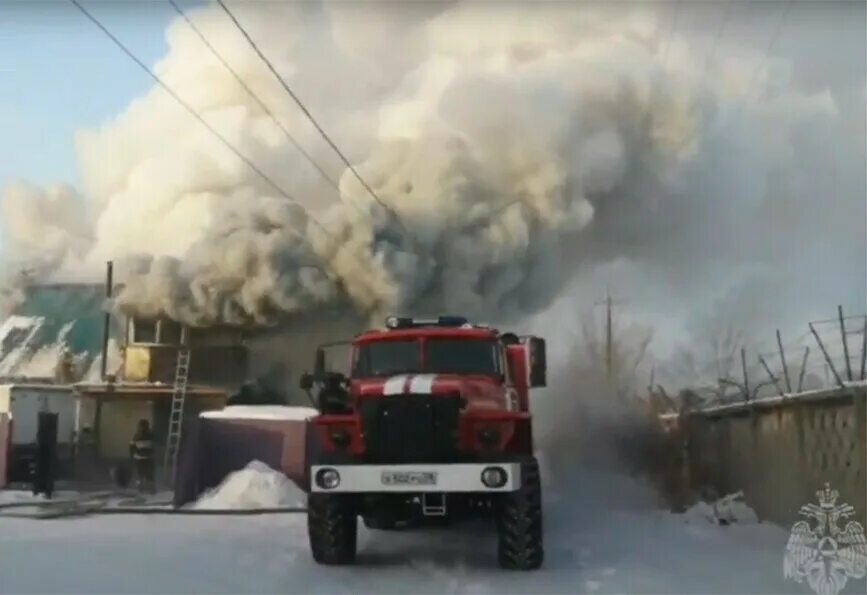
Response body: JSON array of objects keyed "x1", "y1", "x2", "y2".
[
  {"x1": 315, "y1": 468, "x2": 341, "y2": 490},
  {"x1": 481, "y1": 466, "x2": 508, "y2": 488}
]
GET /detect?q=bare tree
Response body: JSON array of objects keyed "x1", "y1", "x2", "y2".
[
  {"x1": 578, "y1": 308, "x2": 653, "y2": 401},
  {"x1": 665, "y1": 323, "x2": 748, "y2": 403}
]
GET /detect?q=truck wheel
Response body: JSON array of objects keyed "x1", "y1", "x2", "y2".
[
  {"x1": 308, "y1": 494, "x2": 357, "y2": 565},
  {"x1": 496, "y1": 457, "x2": 544, "y2": 570}
]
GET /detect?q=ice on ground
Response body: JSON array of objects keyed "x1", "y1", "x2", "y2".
[
  {"x1": 682, "y1": 491, "x2": 759, "y2": 525},
  {"x1": 0, "y1": 489, "x2": 80, "y2": 505},
  {"x1": 200, "y1": 405, "x2": 319, "y2": 421},
  {"x1": 0, "y1": 470, "x2": 799, "y2": 594},
  {"x1": 193, "y1": 461, "x2": 306, "y2": 510}
]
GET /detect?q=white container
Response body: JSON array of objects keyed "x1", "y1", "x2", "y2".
[{"x1": 0, "y1": 384, "x2": 77, "y2": 446}]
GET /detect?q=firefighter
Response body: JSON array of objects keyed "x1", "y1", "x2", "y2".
[
  {"x1": 129, "y1": 419, "x2": 155, "y2": 493},
  {"x1": 317, "y1": 372, "x2": 350, "y2": 414}
]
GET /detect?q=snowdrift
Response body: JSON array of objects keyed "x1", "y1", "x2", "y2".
[
  {"x1": 681, "y1": 492, "x2": 759, "y2": 526},
  {"x1": 193, "y1": 460, "x2": 306, "y2": 510},
  {"x1": 173, "y1": 406, "x2": 315, "y2": 508}
]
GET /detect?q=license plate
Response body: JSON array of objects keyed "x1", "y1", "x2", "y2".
[{"x1": 381, "y1": 471, "x2": 438, "y2": 486}]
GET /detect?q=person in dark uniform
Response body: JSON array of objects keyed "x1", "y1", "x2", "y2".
[
  {"x1": 317, "y1": 372, "x2": 351, "y2": 414},
  {"x1": 129, "y1": 419, "x2": 155, "y2": 493}
]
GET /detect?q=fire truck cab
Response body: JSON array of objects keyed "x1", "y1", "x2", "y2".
[{"x1": 300, "y1": 316, "x2": 546, "y2": 570}]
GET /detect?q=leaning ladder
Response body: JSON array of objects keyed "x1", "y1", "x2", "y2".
[{"x1": 163, "y1": 348, "x2": 191, "y2": 485}]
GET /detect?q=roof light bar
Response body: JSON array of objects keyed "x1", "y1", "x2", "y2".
[{"x1": 384, "y1": 316, "x2": 470, "y2": 329}]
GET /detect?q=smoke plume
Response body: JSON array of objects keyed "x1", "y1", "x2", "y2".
[{"x1": 1, "y1": 2, "x2": 863, "y2": 338}]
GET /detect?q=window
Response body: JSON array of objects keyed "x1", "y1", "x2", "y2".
[
  {"x1": 353, "y1": 340, "x2": 421, "y2": 378},
  {"x1": 426, "y1": 339, "x2": 500, "y2": 376},
  {"x1": 352, "y1": 338, "x2": 503, "y2": 378},
  {"x1": 159, "y1": 320, "x2": 182, "y2": 345},
  {"x1": 131, "y1": 319, "x2": 157, "y2": 344}
]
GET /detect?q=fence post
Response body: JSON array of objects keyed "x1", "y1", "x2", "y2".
[
  {"x1": 777, "y1": 330, "x2": 792, "y2": 393},
  {"x1": 810, "y1": 322, "x2": 844, "y2": 388},
  {"x1": 760, "y1": 354, "x2": 784, "y2": 396},
  {"x1": 797, "y1": 347, "x2": 810, "y2": 392},
  {"x1": 839, "y1": 305, "x2": 853, "y2": 381}
]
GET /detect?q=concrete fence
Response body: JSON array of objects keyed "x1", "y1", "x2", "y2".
[{"x1": 671, "y1": 383, "x2": 866, "y2": 527}]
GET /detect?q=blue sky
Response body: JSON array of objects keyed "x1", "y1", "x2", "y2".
[{"x1": 0, "y1": 1, "x2": 201, "y2": 190}]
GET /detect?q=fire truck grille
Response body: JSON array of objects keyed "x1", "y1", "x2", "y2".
[{"x1": 359, "y1": 394, "x2": 462, "y2": 463}]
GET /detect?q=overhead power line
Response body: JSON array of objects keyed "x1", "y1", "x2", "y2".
[
  {"x1": 744, "y1": 0, "x2": 793, "y2": 103},
  {"x1": 662, "y1": 0, "x2": 682, "y2": 68},
  {"x1": 67, "y1": 0, "x2": 340, "y2": 251},
  {"x1": 215, "y1": 0, "x2": 401, "y2": 226},
  {"x1": 704, "y1": 0, "x2": 733, "y2": 72},
  {"x1": 166, "y1": 0, "x2": 341, "y2": 194}
]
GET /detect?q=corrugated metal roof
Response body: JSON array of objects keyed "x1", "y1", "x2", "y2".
[{"x1": 0, "y1": 284, "x2": 108, "y2": 381}]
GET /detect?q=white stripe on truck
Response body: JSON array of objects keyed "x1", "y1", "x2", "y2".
[
  {"x1": 408, "y1": 374, "x2": 436, "y2": 394},
  {"x1": 383, "y1": 375, "x2": 409, "y2": 395}
]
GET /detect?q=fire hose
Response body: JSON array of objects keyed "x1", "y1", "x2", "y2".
[{"x1": 0, "y1": 492, "x2": 306, "y2": 519}]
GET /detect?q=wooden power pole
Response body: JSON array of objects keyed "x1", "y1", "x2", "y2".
[{"x1": 595, "y1": 289, "x2": 626, "y2": 384}]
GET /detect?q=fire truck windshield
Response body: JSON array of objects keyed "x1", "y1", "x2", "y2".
[
  {"x1": 426, "y1": 339, "x2": 500, "y2": 375},
  {"x1": 353, "y1": 338, "x2": 500, "y2": 377}
]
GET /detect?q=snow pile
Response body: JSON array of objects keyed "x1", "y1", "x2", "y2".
[
  {"x1": 682, "y1": 491, "x2": 759, "y2": 526},
  {"x1": 200, "y1": 405, "x2": 318, "y2": 421},
  {"x1": 192, "y1": 460, "x2": 305, "y2": 510}
]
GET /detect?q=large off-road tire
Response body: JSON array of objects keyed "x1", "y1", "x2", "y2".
[
  {"x1": 308, "y1": 494, "x2": 357, "y2": 565},
  {"x1": 496, "y1": 457, "x2": 544, "y2": 570}
]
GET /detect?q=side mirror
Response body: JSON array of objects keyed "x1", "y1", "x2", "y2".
[
  {"x1": 527, "y1": 337, "x2": 547, "y2": 388},
  {"x1": 313, "y1": 348, "x2": 326, "y2": 378},
  {"x1": 299, "y1": 373, "x2": 314, "y2": 391}
]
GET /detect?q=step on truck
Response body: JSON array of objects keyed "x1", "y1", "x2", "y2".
[{"x1": 299, "y1": 316, "x2": 547, "y2": 570}]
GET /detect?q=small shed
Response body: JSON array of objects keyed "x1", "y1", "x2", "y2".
[{"x1": 0, "y1": 383, "x2": 77, "y2": 482}]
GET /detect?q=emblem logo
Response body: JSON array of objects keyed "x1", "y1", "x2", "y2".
[{"x1": 784, "y1": 483, "x2": 867, "y2": 595}]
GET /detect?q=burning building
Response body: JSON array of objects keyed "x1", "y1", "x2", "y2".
[{"x1": 0, "y1": 267, "x2": 271, "y2": 487}]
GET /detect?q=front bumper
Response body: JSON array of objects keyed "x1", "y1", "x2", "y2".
[{"x1": 309, "y1": 462, "x2": 522, "y2": 493}]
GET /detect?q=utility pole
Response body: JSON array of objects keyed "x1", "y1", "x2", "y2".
[
  {"x1": 605, "y1": 291, "x2": 613, "y2": 382},
  {"x1": 594, "y1": 288, "x2": 626, "y2": 384}
]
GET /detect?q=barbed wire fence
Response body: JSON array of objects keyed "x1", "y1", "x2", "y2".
[{"x1": 650, "y1": 306, "x2": 867, "y2": 414}]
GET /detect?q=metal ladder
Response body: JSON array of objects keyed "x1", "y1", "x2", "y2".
[{"x1": 163, "y1": 348, "x2": 191, "y2": 486}]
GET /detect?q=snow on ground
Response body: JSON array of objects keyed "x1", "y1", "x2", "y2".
[
  {"x1": 681, "y1": 491, "x2": 759, "y2": 526},
  {"x1": 0, "y1": 469, "x2": 806, "y2": 595},
  {"x1": 0, "y1": 489, "x2": 82, "y2": 505},
  {"x1": 193, "y1": 461, "x2": 306, "y2": 510}
]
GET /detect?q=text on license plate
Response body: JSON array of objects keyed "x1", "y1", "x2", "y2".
[{"x1": 381, "y1": 471, "x2": 438, "y2": 486}]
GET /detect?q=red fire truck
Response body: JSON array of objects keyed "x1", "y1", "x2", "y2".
[{"x1": 301, "y1": 316, "x2": 546, "y2": 570}]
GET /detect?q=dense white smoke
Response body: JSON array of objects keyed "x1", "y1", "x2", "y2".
[{"x1": 0, "y1": 2, "x2": 863, "y2": 335}]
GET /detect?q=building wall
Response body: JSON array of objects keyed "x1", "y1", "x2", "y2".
[
  {"x1": 681, "y1": 387, "x2": 866, "y2": 527},
  {"x1": 98, "y1": 400, "x2": 153, "y2": 459},
  {"x1": 122, "y1": 345, "x2": 247, "y2": 387},
  {"x1": 0, "y1": 385, "x2": 77, "y2": 446},
  {"x1": 95, "y1": 395, "x2": 226, "y2": 461},
  {"x1": 0, "y1": 413, "x2": 9, "y2": 488}
]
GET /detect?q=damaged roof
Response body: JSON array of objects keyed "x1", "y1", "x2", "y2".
[{"x1": 0, "y1": 284, "x2": 108, "y2": 382}]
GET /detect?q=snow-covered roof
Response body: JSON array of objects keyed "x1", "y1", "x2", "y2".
[
  {"x1": 0, "y1": 284, "x2": 111, "y2": 381},
  {"x1": 200, "y1": 405, "x2": 318, "y2": 421}
]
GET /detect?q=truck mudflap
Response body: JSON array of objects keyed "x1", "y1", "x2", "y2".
[{"x1": 309, "y1": 462, "x2": 522, "y2": 493}]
